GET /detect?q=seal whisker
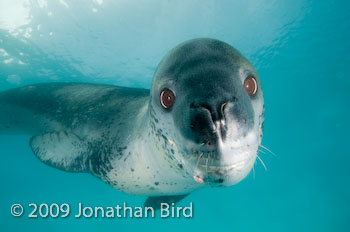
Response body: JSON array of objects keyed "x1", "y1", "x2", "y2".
[
  {"x1": 259, "y1": 144, "x2": 276, "y2": 157},
  {"x1": 208, "y1": 152, "x2": 213, "y2": 166},
  {"x1": 196, "y1": 152, "x2": 204, "y2": 169},
  {"x1": 252, "y1": 165, "x2": 256, "y2": 179},
  {"x1": 205, "y1": 153, "x2": 209, "y2": 182},
  {"x1": 257, "y1": 154, "x2": 267, "y2": 171},
  {"x1": 207, "y1": 152, "x2": 211, "y2": 170}
]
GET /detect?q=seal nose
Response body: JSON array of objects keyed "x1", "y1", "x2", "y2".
[{"x1": 189, "y1": 101, "x2": 229, "y2": 145}]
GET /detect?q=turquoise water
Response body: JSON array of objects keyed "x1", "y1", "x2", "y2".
[{"x1": 0, "y1": 0, "x2": 349, "y2": 231}]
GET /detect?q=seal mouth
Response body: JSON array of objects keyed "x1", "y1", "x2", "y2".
[
  {"x1": 192, "y1": 156, "x2": 256, "y2": 185},
  {"x1": 189, "y1": 149, "x2": 220, "y2": 165},
  {"x1": 188, "y1": 147, "x2": 254, "y2": 169},
  {"x1": 186, "y1": 142, "x2": 258, "y2": 185},
  {"x1": 192, "y1": 153, "x2": 253, "y2": 169}
]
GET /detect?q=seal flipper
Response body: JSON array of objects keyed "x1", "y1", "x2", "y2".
[
  {"x1": 144, "y1": 194, "x2": 189, "y2": 210},
  {"x1": 30, "y1": 131, "x2": 89, "y2": 172}
]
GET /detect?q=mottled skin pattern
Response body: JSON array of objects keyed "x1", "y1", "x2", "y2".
[{"x1": 0, "y1": 38, "x2": 264, "y2": 200}]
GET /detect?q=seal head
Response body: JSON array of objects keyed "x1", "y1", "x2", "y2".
[{"x1": 150, "y1": 38, "x2": 264, "y2": 186}]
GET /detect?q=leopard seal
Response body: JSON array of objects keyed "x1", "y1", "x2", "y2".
[{"x1": 0, "y1": 38, "x2": 264, "y2": 208}]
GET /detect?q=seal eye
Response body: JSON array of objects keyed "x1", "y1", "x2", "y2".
[
  {"x1": 243, "y1": 76, "x2": 257, "y2": 96},
  {"x1": 160, "y1": 88, "x2": 175, "y2": 109}
]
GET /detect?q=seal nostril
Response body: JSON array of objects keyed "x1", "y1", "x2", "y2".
[
  {"x1": 221, "y1": 102, "x2": 227, "y2": 113},
  {"x1": 190, "y1": 102, "x2": 225, "y2": 145},
  {"x1": 220, "y1": 102, "x2": 228, "y2": 119},
  {"x1": 199, "y1": 103, "x2": 212, "y2": 112},
  {"x1": 199, "y1": 103, "x2": 220, "y2": 122}
]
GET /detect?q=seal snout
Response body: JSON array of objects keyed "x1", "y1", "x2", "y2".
[{"x1": 189, "y1": 100, "x2": 230, "y2": 146}]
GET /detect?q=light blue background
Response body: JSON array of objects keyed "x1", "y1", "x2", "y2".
[{"x1": 0, "y1": 0, "x2": 349, "y2": 231}]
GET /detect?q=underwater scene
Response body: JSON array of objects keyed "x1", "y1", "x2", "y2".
[{"x1": 0, "y1": 0, "x2": 349, "y2": 231}]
